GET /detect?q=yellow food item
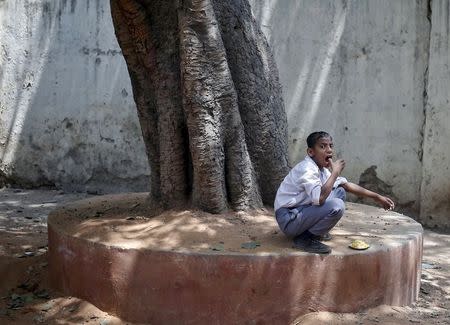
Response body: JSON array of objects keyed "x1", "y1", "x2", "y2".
[{"x1": 349, "y1": 239, "x2": 370, "y2": 250}]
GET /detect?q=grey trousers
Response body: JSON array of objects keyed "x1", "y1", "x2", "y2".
[{"x1": 275, "y1": 187, "x2": 346, "y2": 237}]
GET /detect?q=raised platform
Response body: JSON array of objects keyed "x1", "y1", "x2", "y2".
[{"x1": 48, "y1": 193, "x2": 423, "y2": 324}]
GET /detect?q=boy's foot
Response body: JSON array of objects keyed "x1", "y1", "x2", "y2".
[
  {"x1": 293, "y1": 234, "x2": 331, "y2": 254},
  {"x1": 311, "y1": 232, "x2": 333, "y2": 241}
]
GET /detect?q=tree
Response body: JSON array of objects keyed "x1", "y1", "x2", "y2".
[{"x1": 110, "y1": 0, "x2": 289, "y2": 213}]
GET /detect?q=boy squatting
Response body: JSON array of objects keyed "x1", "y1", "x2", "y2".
[{"x1": 274, "y1": 131, "x2": 395, "y2": 254}]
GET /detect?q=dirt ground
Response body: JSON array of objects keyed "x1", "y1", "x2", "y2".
[{"x1": 0, "y1": 187, "x2": 449, "y2": 324}]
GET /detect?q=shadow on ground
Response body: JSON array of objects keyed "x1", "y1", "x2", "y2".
[{"x1": 0, "y1": 188, "x2": 449, "y2": 324}]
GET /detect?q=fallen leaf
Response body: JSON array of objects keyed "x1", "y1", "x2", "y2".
[
  {"x1": 422, "y1": 262, "x2": 441, "y2": 269},
  {"x1": 41, "y1": 302, "x2": 53, "y2": 312},
  {"x1": 420, "y1": 287, "x2": 430, "y2": 295},
  {"x1": 22, "y1": 294, "x2": 34, "y2": 303},
  {"x1": 241, "y1": 241, "x2": 261, "y2": 249},
  {"x1": 11, "y1": 294, "x2": 21, "y2": 300},
  {"x1": 33, "y1": 315, "x2": 45, "y2": 323},
  {"x1": 100, "y1": 319, "x2": 110, "y2": 325},
  {"x1": 68, "y1": 305, "x2": 78, "y2": 313},
  {"x1": 35, "y1": 289, "x2": 50, "y2": 299},
  {"x1": 210, "y1": 243, "x2": 224, "y2": 251},
  {"x1": 8, "y1": 294, "x2": 25, "y2": 309}
]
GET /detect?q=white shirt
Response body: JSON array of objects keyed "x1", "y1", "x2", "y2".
[{"x1": 274, "y1": 156, "x2": 348, "y2": 211}]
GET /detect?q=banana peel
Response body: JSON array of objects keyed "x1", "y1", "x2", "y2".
[{"x1": 349, "y1": 239, "x2": 370, "y2": 250}]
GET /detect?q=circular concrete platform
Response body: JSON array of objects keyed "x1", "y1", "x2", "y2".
[{"x1": 48, "y1": 193, "x2": 423, "y2": 324}]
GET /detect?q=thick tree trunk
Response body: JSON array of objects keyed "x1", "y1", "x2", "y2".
[{"x1": 110, "y1": 0, "x2": 289, "y2": 213}]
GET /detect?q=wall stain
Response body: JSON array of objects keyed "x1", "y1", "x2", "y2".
[
  {"x1": 355, "y1": 165, "x2": 399, "y2": 209},
  {"x1": 357, "y1": 165, "x2": 396, "y2": 198},
  {"x1": 70, "y1": 0, "x2": 76, "y2": 13},
  {"x1": 355, "y1": 165, "x2": 419, "y2": 218},
  {"x1": 81, "y1": 46, "x2": 121, "y2": 56}
]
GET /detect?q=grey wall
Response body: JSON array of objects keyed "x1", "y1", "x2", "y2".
[
  {"x1": 0, "y1": 0, "x2": 150, "y2": 194},
  {"x1": 0, "y1": 0, "x2": 449, "y2": 228},
  {"x1": 250, "y1": 0, "x2": 429, "y2": 219},
  {"x1": 420, "y1": 0, "x2": 450, "y2": 229}
]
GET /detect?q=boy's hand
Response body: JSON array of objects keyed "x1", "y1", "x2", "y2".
[
  {"x1": 329, "y1": 158, "x2": 345, "y2": 175},
  {"x1": 376, "y1": 195, "x2": 395, "y2": 211}
]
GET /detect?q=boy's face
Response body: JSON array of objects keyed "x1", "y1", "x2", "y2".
[{"x1": 307, "y1": 136, "x2": 334, "y2": 169}]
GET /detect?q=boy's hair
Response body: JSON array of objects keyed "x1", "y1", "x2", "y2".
[{"x1": 306, "y1": 131, "x2": 332, "y2": 148}]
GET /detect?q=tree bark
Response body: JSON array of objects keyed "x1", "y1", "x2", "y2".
[{"x1": 110, "y1": 0, "x2": 289, "y2": 213}]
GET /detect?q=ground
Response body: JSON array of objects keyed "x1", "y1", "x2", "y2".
[{"x1": 0, "y1": 187, "x2": 449, "y2": 324}]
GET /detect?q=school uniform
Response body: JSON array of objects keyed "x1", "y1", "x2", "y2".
[{"x1": 274, "y1": 156, "x2": 347, "y2": 237}]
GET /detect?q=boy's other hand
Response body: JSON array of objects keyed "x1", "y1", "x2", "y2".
[
  {"x1": 329, "y1": 158, "x2": 345, "y2": 175},
  {"x1": 376, "y1": 195, "x2": 395, "y2": 210}
]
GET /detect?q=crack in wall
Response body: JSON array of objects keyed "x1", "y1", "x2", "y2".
[
  {"x1": 418, "y1": 0, "x2": 433, "y2": 220},
  {"x1": 419, "y1": 0, "x2": 432, "y2": 164}
]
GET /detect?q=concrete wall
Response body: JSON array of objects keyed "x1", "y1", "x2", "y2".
[
  {"x1": 0, "y1": 0, "x2": 149, "y2": 194},
  {"x1": 250, "y1": 0, "x2": 430, "y2": 218},
  {"x1": 420, "y1": 0, "x2": 450, "y2": 229},
  {"x1": 0, "y1": 1, "x2": 449, "y2": 227}
]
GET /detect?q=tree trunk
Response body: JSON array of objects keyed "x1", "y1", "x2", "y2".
[{"x1": 110, "y1": 0, "x2": 289, "y2": 214}]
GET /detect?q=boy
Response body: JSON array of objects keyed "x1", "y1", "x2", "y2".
[{"x1": 274, "y1": 131, "x2": 395, "y2": 254}]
